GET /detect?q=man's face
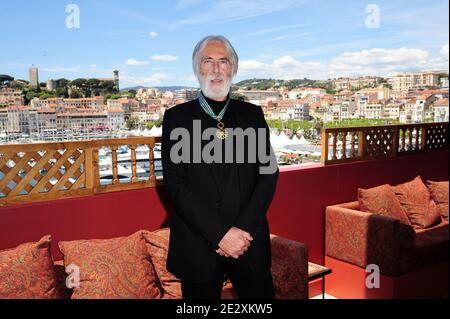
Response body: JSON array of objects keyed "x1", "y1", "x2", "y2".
[{"x1": 198, "y1": 41, "x2": 233, "y2": 101}]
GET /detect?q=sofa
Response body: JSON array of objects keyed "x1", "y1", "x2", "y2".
[
  {"x1": 325, "y1": 176, "x2": 448, "y2": 298},
  {"x1": 0, "y1": 228, "x2": 308, "y2": 299}
]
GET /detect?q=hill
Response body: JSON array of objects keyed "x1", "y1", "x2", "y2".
[{"x1": 234, "y1": 78, "x2": 328, "y2": 90}]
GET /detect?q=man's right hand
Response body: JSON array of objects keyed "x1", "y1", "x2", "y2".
[{"x1": 217, "y1": 227, "x2": 253, "y2": 259}]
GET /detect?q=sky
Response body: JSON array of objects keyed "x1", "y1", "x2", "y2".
[{"x1": 0, "y1": 0, "x2": 448, "y2": 88}]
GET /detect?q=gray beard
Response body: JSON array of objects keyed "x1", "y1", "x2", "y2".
[{"x1": 199, "y1": 76, "x2": 232, "y2": 100}]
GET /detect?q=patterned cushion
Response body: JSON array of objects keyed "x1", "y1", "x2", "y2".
[
  {"x1": 395, "y1": 176, "x2": 442, "y2": 229},
  {"x1": 358, "y1": 184, "x2": 411, "y2": 225},
  {"x1": 270, "y1": 236, "x2": 308, "y2": 299},
  {"x1": 427, "y1": 180, "x2": 449, "y2": 221},
  {"x1": 142, "y1": 228, "x2": 182, "y2": 299},
  {"x1": 326, "y1": 206, "x2": 399, "y2": 276},
  {"x1": 58, "y1": 230, "x2": 162, "y2": 299},
  {"x1": 0, "y1": 235, "x2": 59, "y2": 299}
]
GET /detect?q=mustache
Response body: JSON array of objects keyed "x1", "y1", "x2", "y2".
[{"x1": 205, "y1": 74, "x2": 226, "y2": 81}]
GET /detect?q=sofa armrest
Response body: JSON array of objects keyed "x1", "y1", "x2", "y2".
[
  {"x1": 325, "y1": 205, "x2": 400, "y2": 277},
  {"x1": 269, "y1": 234, "x2": 308, "y2": 299}
]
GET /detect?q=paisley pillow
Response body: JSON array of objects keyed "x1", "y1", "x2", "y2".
[
  {"x1": 58, "y1": 230, "x2": 162, "y2": 299},
  {"x1": 0, "y1": 235, "x2": 60, "y2": 299},
  {"x1": 426, "y1": 180, "x2": 449, "y2": 221}
]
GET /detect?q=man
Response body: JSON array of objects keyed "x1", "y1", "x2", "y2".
[{"x1": 161, "y1": 35, "x2": 279, "y2": 299}]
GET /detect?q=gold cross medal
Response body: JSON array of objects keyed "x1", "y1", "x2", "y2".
[{"x1": 216, "y1": 119, "x2": 228, "y2": 139}]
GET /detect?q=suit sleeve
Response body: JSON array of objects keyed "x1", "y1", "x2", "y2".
[
  {"x1": 161, "y1": 109, "x2": 229, "y2": 250},
  {"x1": 234, "y1": 106, "x2": 279, "y2": 237}
]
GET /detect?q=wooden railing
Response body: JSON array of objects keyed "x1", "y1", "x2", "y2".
[
  {"x1": 0, "y1": 136, "x2": 161, "y2": 206},
  {"x1": 1, "y1": 122, "x2": 448, "y2": 205},
  {"x1": 321, "y1": 122, "x2": 449, "y2": 165}
]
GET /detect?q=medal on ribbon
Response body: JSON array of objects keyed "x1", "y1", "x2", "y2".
[{"x1": 198, "y1": 92, "x2": 231, "y2": 140}]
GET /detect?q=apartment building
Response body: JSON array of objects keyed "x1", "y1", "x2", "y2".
[
  {"x1": 433, "y1": 98, "x2": 449, "y2": 122},
  {"x1": 236, "y1": 89, "x2": 279, "y2": 106},
  {"x1": 0, "y1": 89, "x2": 24, "y2": 107},
  {"x1": 331, "y1": 76, "x2": 383, "y2": 91},
  {"x1": 393, "y1": 71, "x2": 443, "y2": 94}
]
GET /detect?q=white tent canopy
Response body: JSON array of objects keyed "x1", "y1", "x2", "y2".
[
  {"x1": 148, "y1": 125, "x2": 159, "y2": 136},
  {"x1": 270, "y1": 131, "x2": 312, "y2": 150},
  {"x1": 290, "y1": 135, "x2": 300, "y2": 145},
  {"x1": 298, "y1": 135, "x2": 310, "y2": 145}
]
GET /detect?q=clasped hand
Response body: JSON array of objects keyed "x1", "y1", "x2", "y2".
[{"x1": 216, "y1": 227, "x2": 253, "y2": 259}]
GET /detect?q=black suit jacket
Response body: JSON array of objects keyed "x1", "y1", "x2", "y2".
[{"x1": 161, "y1": 98, "x2": 279, "y2": 283}]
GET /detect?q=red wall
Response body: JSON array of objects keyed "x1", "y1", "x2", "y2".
[
  {"x1": 1, "y1": 151, "x2": 448, "y2": 263},
  {"x1": 0, "y1": 187, "x2": 171, "y2": 260}
]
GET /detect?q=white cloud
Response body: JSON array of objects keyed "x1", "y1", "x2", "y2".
[
  {"x1": 237, "y1": 47, "x2": 449, "y2": 81},
  {"x1": 149, "y1": 31, "x2": 159, "y2": 38},
  {"x1": 273, "y1": 56, "x2": 301, "y2": 68},
  {"x1": 121, "y1": 73, "x2": 170, "y2": 86},
  {"x1": 440, "y1": 44, "x2": 449, "y2": 60},
  {"x1": 331, "y1": 48, "x2": 429, "y2": 66},
  {"x1": 239, "y1": 60, "x2": 270, "y2": 71},
  {"x1": 126, "y1": 59, "x2": 149, "y2": 66},
  {"x1": 151, "y1": 54, "x2": 178, "y2": 62}
]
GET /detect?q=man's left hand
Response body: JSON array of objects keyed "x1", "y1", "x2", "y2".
[{"x1": 216, "y1": 244, "x2": 249, "y2": 258}]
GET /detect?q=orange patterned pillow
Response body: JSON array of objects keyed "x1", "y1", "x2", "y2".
[
  {"x1": 395, "y1": 176, "x2": 442, "y2": 229},
  {"x1": 0, "y1": 235, "x2": 60, "y2": 299},
  {"x1": 358, "y1": 184, "x2": 411, "y2": 225},
  {"x1": 142, "y1": 228, "x2": 182, "y2": 299},
  {"x1": 58, "y1": 230, "x2": 162, "y2": 299},
  {"x1": 427, "y1": 180, "x2": 449, "y2": 221}
]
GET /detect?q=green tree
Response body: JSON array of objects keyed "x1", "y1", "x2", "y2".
[
  {"x1": 121, "y1": 90, "x2": 136, "y2": 98},
  {"x1": 55, "y1": 87, "x2": 69, "y2": 98},
  {"x1": 56, "y1": 78, "x2": 70, "y2": 88},
  {"x1": 69, "y1": 89, "x2": 83, "y2": 98},
  {"x1": 146, "y1": 120, "x2": 162, "y2": 129},
  {"x1": 100, "y1": 80, "x2": 116, "y2": 92},
  {"x1": 86, "y1": 78, "x2": 101, "y2": 88},
  {"x1": 11, "y1": 81, "x2": 26, "y2": 90},
  {"x1": 69, "y1": 78, "x2": 87, "y2": 88},
  {"x1": 126, "y1": 116, "x2": 140, "y2": 130},
  {"x1": 39, "y1": 91, "x2": 56, "y2": 99},
  {"x1": 0, "y1": 74, "x2": 14, "y2": 86},
  {"x1": 23, "y1": 88, "x2": 41, "y2": 104},
  {"x1": 103, "y1": 93, "x2": 122, "y2": 101},
  {"x1": 231, "y1": 93, "x2": 248, "y2": 101},
  {"x1": 83, "y1": 88, "x2": 92, "y2": 98}
]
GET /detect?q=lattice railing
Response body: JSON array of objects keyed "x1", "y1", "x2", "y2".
[
  {"x1": 321, "y1": 122, "x2": 448, "y2": 165},
  {"x1": 0, "y1": 137, "x2": 161, "y2": 206}
]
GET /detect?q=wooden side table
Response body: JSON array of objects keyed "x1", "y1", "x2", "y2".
[{"x1": 308, "y1": 262, "x2": 332, "y2": 299}]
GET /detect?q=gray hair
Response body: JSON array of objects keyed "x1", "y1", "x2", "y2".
[{"x1": 192, "y1": 35, "x2": 239, "y2": 79}]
